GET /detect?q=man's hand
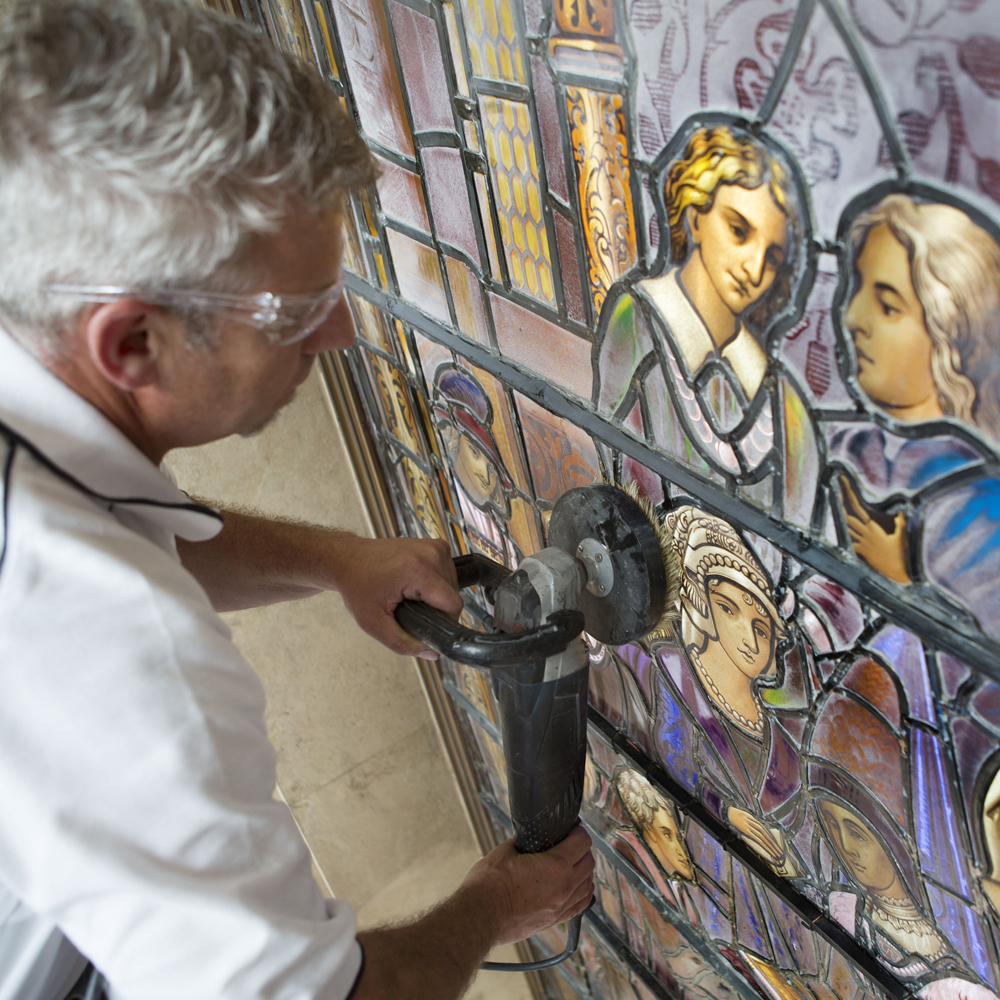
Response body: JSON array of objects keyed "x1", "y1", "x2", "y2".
[
  {"x1": 354, "y1": 827, "x2": 595, "y2": 1000},
  {"x1": 839, "y1": 476, "x2": 910, "y2": 583},
  {"x1": 329, "y1": 535, "x2": 463, "y2": 658},
  {"x1": 461, "y1": 826, "x2": 596, "y2": 945}
]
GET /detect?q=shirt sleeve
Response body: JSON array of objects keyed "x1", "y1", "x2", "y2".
[{"x1": 0, "y1": 469, "x2": 361, "y2": 1000}]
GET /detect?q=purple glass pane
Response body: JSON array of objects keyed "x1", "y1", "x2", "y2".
[
  {"x1": 332, "y1": 0, "x2": 414, "y2": 155},
  {"x1": 869, "y1": 625, "x2": 935, "y2": 725},
  {"x1": 731, "y1": 858, "x2": 771, "y2": 959},
  {"x1": 555, "y1": 211, "x2": 587, "y2": 326},
  {"x1": 531, "y1": 55, "x2": 569, "y2": 204},
  {"x1": 952, "y1": 716, "x2": 999, "y2": 816},
  {"x1": 421, "y1": 146, "x2": 480, "y2": 261},
  {"x1": 940, "y1": 654, "x2": 972, "y2": 701},
  {"x1": 491, "y1": 294, "x2": 592, "y2": 399},
  {"x1": 761, "y1": 884, "x2": 819, "y2": 976},
  {"x1": 688, "y1": 883, "x2": 732, "y2": 943},
  {"x1": 912, "y1": 728, "x2": 972, "y2": 897},
  {"x1": 972, "y1": 682, "x2": 1000, "y2": 739},
  {"x1": 388, "y1": 3, "x2": 454, "y2": 133},
  {"x1": 926, "y1": 883, "x2": 996, "y2": 987}
]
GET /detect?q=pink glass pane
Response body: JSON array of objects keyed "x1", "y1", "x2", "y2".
[
  {"x1": 331, "y1": 0, "x2": 414, "y2": 155},
  {"x1": 388, "y1": 2, "x2": 455, "y2": 134},
  {"x1": 376, "y1": 158, "x2": 430, "y2": 233},
  {"x1": 490, "y1": 294, "x2": 592, "y2": 399},
  {"x1": 421, "y1": 146, "x2": 480, "y2": 262},
  {"x1": 385, "y1": 228, "x2": 450, "y2": 323}
]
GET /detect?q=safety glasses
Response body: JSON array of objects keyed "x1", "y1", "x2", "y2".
[{"x1": 43, "y1": 268, "x2": 347, "y2": 346}]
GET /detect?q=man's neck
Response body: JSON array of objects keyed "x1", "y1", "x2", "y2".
[
  {"x1": 678, "y1": 250, "x2": 738, "y2": 350},
  {"x1": 47, "y1": 351, "x2": 165, "y2": 464}
]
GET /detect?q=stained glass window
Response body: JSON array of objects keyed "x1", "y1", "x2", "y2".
[{"x1": 245, "y1": 1, "x2": 1000, "y2": 998}]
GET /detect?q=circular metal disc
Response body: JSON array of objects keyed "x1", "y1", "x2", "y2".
[{"x1": 548, "y1": 484, "x2": 666, "y2": 644}]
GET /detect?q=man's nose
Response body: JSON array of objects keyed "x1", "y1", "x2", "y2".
[
  {"x1": 845, "y1": 293, "x2": 866, "y2": 340},
  {"x1": 301, "y1": 295, "x2": 355, "y2": 355},
  {"x1": 742, "y1": 240, "x2": 768, "y2": 287}
]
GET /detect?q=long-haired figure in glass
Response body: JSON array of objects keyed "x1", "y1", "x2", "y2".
[
  {"x1": 593, "y1": 120, "x2": 818, "y2": 525},
  {"x1": 830, "y1": 192, "x2": 1000, "y2": 637}
]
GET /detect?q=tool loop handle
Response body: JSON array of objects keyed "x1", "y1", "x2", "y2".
[
  {"x1": 394, "y1": 601, "x2": 584, "y2": 667},
  {"x1": 481, "y1": 913, "x2": 583, "y2": 972}
]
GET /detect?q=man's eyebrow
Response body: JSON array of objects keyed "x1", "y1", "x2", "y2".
[
  {"x1": 874, "y1": 281, "x2": 905, "y2": 299},
  {"x1": 724, "y1": 207, "x2": 753, "y2": 233}
]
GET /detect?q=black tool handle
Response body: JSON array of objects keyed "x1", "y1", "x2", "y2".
[
  {"x1": 394, "y1": 554, "x2": 584, "y2": 667},
  {"x1": 494, "y1": 664, "x2": 590, "y2": 854}
]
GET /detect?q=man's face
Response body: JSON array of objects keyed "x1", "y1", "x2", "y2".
[
  {"x1": 165, "y1": 200, "x2": 355, "y2": 445},
  {"x1": 688, "y1": 183, "x2": 789, "y2": 318},
  {"x1": 642, "y1": 805, "x2": 695, "y2": 880},
  {"x1": 845, "y1": 223, "x2": 938, "y2": 416}
]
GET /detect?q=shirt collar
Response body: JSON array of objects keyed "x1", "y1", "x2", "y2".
[
  {"x1": 0, "y1": 327, "x2": 223, "y2": 542},
  {"x1": 639, "y1": 270, "x2": 767, "y2": 398}
]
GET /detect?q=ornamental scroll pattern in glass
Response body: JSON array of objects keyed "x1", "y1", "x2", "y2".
[{"x1": 248, "y1": 1, "x2": 1000, "y2": 999}]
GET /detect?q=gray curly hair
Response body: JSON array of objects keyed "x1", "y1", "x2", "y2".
[
  {"x1": 0, "y1": 0, "x2": 376, "y2": 348},
  {"x1": 614, "y1": 767, "x2": 677, "y2": 831}
]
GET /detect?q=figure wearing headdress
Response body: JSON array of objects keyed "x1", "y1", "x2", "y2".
[
  {"x1": 808, "y1": 656, "x2": 998, "y2": 999},
  {"x1": 432, "y1": 365, "x2": 517, "y2": 567},
  {"x1": 653, "y1": 506, "x2": 805, "y2": 878}
]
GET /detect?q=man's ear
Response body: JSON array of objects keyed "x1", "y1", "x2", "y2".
[
  {"x1": 685, "y1": 204, "x2": 702, "y2": 245},
  {"x1": 80, "y1": 300, "x2": 165, "y2": 392}
]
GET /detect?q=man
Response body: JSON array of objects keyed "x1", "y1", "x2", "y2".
[{"x1": 0, "y1": 2, "x2": 594, "y2": 998}]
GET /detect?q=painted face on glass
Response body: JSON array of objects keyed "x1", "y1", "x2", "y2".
[
  {"x1": 455, "y1": 432, "x2": 501, "y2": 508},
  {"x1": 642, "y1": 806, "x2": 695, "y2": 881},
  {"x1": 708, "y1": 578, "x2": 775, "y2": 680},
  {"x1": 688, "y1": 183, "x2": 789, "y2": 317},
  {"x1": 818, "y1": 800, "x2": 900, "y2": 896},
  {"x1": 845, "y1": 223, "x2": 939, "y2": 417}
]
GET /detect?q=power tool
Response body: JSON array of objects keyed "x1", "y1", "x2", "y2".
[{"x1": 395, "y1": 483, "x2": 677, "y2": 971}]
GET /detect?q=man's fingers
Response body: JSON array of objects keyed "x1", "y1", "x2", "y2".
[{"x1": 549, "y1": 825, "x2": 592, "y2": 865}]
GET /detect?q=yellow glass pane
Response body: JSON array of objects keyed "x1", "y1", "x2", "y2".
[
  {"x1": 312, "y1": 2, "x2": 340, "y2": 77},
  {"x1": 442, "y1": 2, "x2": 470, "y2": 96}
]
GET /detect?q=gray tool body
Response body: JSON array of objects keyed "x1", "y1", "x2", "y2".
[{"x1": 394, "y1": 484, "x2": 669, "y2": 971}]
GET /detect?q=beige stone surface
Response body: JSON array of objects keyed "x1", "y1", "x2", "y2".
[{"x1": 168, "y1": 368, "x2": 531, "y2": 999}]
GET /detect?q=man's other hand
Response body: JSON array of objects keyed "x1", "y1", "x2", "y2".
[
  {"x1": 332, "y1": 536, "x2": 462, "y2": 658},
  {"x1": 462, "y1": 825, "x2": 596, "y2": 946}
]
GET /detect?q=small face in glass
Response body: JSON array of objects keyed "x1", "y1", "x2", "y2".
[
  {"x1": 642, "y1": 806, "x2": 696, "y2": 881},
  {"x1": 818, "y1": 799, "x2": 900, "y2": 896},
  {"x1": 845, "y1": 223, "x2": 938, "y2": 414},
  {"x1": 708, "y1": 578, "x2": 775, "y2": 680},
  {"x1": 456, "y1": 433, "x2": 499, "y2": 505},
  {"x1": 689, "y1": 183, "x2": 789, "y2": 318}
]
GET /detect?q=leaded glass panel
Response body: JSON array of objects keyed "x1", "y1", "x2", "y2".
[{"x1": 248, "y1": 1, "x2": 1000, "y2": 996}]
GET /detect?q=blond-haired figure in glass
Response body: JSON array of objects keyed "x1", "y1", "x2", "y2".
[
  {"x1": 831, "y1": 193, "x2": 1000, "y2": 636},
  {"x1": 594, "y1": 123, "x2": 817, "y2": 526}
]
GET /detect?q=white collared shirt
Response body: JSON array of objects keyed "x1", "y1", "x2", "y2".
[{"x1": 0, "y1": 328, "x2": 362, "y2": 1000}]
